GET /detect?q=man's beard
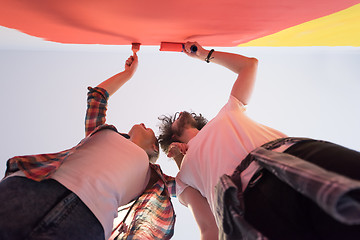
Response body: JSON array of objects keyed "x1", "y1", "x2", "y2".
[{"x1": 173, "y1": 111, "x2": 196, "y2": 138}]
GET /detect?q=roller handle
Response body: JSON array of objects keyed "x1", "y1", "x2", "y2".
[
  {"x1": 131, "y1": 43, "x2": 140, "y2": 53},
  {"x1": 182, "y1": 44, "x2": 197, "y2": 53},
  {"x1": 189, "y1": 45, "x2": 198, "y2": 53}
]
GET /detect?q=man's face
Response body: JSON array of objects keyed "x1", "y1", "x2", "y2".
[
  {"x1": 128, "y1": 123, "x2": 156, "y2": 151},
  {"x1": 171, "y1": 111, "x2": 196, "y2": 141}
]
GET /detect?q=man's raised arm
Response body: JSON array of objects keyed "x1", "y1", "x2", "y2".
[{"x1": 183, "y1": 42, "x2": 258, "y2": 105}]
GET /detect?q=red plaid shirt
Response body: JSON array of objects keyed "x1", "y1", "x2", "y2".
[{"x1": 5, "y1": 87, "x2": 176, "y2": 239}]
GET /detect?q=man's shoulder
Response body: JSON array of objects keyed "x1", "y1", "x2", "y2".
[{"x1": 87, "y1": 124, "x2": 118, "y2": 137}]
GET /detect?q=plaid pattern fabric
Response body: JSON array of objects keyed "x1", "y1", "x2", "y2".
[
  {"x1": 4, "y1": 87, "x2": 176, "y2": 239},
  {"x1": 116, "y1": 164, "x2": 176, "y2": 240},
  {"x1": 85, "y1": 86, "x2": 109, "y2": 137},
  {"x1": 253, "y1": 139, "x2": 360, "y2": 225},
  {"x1": 215, "y1": 137, "x2": 360, "y2": 239}
]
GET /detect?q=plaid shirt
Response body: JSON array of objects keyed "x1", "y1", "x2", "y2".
[
  {"x1": 5, "y1": 87, "x2": 176, "y2": 239},
  {"x1": 215, "y1": 137, "x2": 360, "y2": 240},
  {"x1": 115, "y1": 164, "x2": 176, "y2": 240}
]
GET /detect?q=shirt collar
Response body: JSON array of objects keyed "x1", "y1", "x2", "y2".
[{"x1": 120, "y1": 133, "x2": 130, "y2": 139}]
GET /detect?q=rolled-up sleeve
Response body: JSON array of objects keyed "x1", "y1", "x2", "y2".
[{"x1": 85, "y1": 87, "x2": 109, "y2": 136}]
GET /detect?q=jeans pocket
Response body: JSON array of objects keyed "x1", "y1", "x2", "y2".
[{"x1": 27, "y1": 192, "x2": 79, "y2": 239}]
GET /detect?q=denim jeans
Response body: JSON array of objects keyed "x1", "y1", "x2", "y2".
[{"x1": 0, "y1": 176, "x2": 104, "y2": 240}]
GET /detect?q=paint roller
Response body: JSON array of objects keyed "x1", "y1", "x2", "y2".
[
  {"x1": 125, "y1": 43, "x2": 140, "y2": 66},
  {"x1": 160, "y1": 42, "x2": 197, "y2": 53}
]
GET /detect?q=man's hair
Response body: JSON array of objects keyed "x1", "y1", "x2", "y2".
[
  {"x1": 148, "y1": 137, "x2": 160, "y2": 164},
  {"x1": 158, "y1": 112, "x2": 208, "y2": 154}
]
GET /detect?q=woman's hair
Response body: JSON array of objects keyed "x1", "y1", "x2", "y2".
[{"x1": 158, "y1": 111, "x2": 208, "y2": 154}]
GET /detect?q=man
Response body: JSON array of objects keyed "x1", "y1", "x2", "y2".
[
  {"x1": 0, "y1": 52, "x2": 175, "y2": 240},
  {"x1": 158, "y1": 42, "x2": 360, "y2": 239}
]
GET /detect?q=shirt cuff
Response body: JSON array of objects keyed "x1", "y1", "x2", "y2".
[{"x1": 87, "y1": 86, "x2": 109, "y2": 101}]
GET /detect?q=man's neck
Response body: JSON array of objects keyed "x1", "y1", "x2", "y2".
[
  {"x1": 175, "y1": 127, "x2": 200, "y2": 169},
  {"x1": 180, "y1": 127, "x2": 199, "y2": 144}
]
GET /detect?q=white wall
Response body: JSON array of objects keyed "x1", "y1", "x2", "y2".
[{"x1": 1, "y1": 39, "x2": 359, "y2": 238}]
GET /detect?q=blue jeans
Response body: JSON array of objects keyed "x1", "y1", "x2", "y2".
[{"x1": 0, "y1": 176, "x2": 104, "y2": 240}]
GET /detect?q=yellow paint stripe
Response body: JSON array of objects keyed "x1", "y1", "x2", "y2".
[{"x1": 239, "y1": 3, "x2": 360, "y2": 47}]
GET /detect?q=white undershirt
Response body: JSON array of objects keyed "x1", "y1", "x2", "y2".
[
  {"x1": 176, "y1": 96, "x2": 287, "y2": 216},
  {"x1": 51, "y1": 129, "x2": 150, "y2": 239}
]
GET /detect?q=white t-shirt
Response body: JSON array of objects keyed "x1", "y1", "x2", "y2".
[
  {"x1": 176, "y1": 96, "x2": 287, "y2": 215},
  {"x1": 51, "y1": 129, "x2": 151, "y2": 239}
]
